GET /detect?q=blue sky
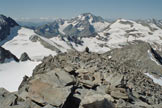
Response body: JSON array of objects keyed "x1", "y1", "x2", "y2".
[{"x1": 0, "y1": 0, "x2": 162, "y2": 20}]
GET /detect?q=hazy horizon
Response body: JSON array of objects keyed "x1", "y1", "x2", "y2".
[{"x1": 0, "y1": 0, "x2": 162, "y2": 21}]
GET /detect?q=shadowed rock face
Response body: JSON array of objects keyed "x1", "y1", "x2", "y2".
[
  {"x1": 19, "y1": 52, "x2": 31, "y2": 61},
  {"x1": 0, "y1": 46, "x2": 19, "y2": 63},
  {"x1": 0, "y1": 14, "x2": 18, "y2": 41},
  {"x1": 150, "y1": 47, "x2": 162, "y2": 65},
  {"x1": 34, "y1": 22, "x2": 60, "y2": 38},
  {"x1": 1, "y1": 41, "x2": 162, "y2": 108}
]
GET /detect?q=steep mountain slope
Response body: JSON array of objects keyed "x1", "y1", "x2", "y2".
[
  {"x1": 137, "y1": 19, "x2": 162, "y2": 29},
  {"x1": 0, "y1": 14, "x2": 18, "y2": 41},
  {"x1": 35, "y1": 13, "x2": 109, "y2": 38}
]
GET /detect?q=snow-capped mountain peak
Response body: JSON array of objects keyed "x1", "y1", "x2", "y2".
[
  {"x1": 75, "y1": 13, "x2": 105, "y2": 23},
  {"x1": 34, "y1": 13, "x2": 110, "y2": 38},
  {"x1": 77, "y1": 13, "x2": 94, "y2": 22}
]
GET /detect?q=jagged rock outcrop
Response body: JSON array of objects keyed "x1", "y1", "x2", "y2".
[
  {"x1": 1, "y1": 41, "x2": 162, "y2": 108},
  {"x1": 29, "y1": 35, "x2": 61, "y2": 53},
  {"x1": 0, "y1": 14, "x2": 18, "y2": 41},
  {"x1": 0, "y1": 88, "x2": 41, "y2": 108},
  {"x1": 0, "y1": 46, "x2": 19, "y2": 63},
  {"x1": 19, "y1": 52, "x2": 31, "y2": 61}
]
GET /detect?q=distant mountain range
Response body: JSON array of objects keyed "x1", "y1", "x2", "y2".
[
  {"x1": 1, "y1": 13, "x2": 162, "y2": 59},
  {"x1": 34, "y1": 13, "x2": 109, "y2": 38}
]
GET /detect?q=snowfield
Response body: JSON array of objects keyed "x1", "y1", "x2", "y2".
[
  {"x1": 98, "y1": 18, "x2": 162, "y2": 49},
  {"x1": 2, "y1": 27, "x2": 57, "y2": 61},
  {"x1": 91, "y1": 22, "x2": 109, "y2": 32},
  {"x1": 0, "y1": 61, "x2": 40, "y2": 92}
]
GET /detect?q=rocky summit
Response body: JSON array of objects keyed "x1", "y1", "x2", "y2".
[{"x1": 0, "y1": 41, "x2": 162, "y2": 108}]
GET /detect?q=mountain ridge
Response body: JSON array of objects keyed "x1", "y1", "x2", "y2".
[{"x1": 1, "y1": 13, "x2": 162, "y2": 61}]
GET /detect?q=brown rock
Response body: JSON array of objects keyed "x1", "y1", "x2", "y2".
[
  {"x1": 80, "y1": 93, "x2": 115, "y2": 108},
  {"x1": 110, "y1": 88, "x2": 128, "y2": 99}
]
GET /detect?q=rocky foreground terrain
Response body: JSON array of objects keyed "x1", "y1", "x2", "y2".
[{"x1": 0, "y1": 41, "x2": 162, "y2": 108}]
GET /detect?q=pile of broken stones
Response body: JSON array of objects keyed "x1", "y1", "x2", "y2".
[{"x1": 0, "y1": 50, "x2": 162, "y2": 108}]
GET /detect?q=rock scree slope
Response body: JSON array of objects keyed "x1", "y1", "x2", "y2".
[{"x1": 0, "y1": 41, "x2": 162, "y2": 108}]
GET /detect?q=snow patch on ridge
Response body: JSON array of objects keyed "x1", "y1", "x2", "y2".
[
  {"x1": 71, "y1": 37, "x2": 110, "y2": 53},
  {"x1": 50, "y1": 37, "x2": 71, "y2": 51},
  {"x1": 145, "y1": 73, "x2": 162, "y2": 86},
  {"x1": 148, "y1": 50, "x2": 160, "y2": 65},
  {"x1": 59, "y1": 21, "x2": 69, "y2": 35}
]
